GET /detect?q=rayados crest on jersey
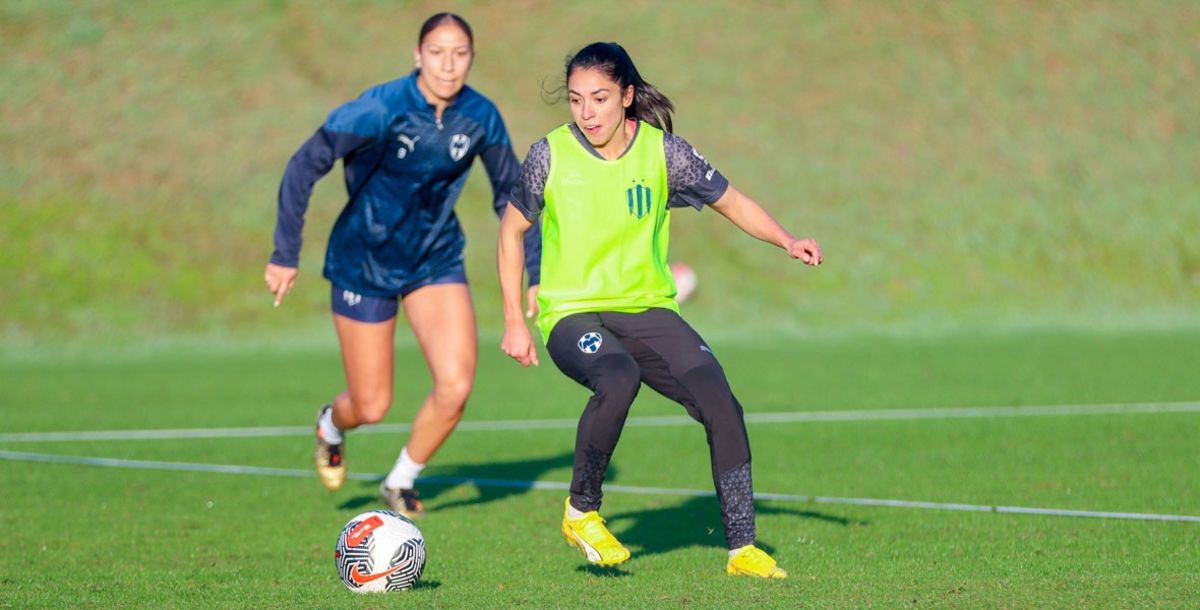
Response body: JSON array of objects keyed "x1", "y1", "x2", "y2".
[{"x1": 449, "y1": 134, "x2": 470, "y2": 161}]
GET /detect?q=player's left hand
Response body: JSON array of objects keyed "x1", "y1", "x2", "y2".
[
  {"x1": 526, "y1": 285, "x2": 539, "y2": 319},
  {"x1": 787, "y1": 238, "x2": 823, "y2": 266}
]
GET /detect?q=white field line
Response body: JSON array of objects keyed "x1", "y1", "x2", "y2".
[
  {"x1": 1, "y1": 449, "x2": 1197, "y2": 523},
  {"x1": 0, "y1": 401, "x2": 1197, "y2": 444}
]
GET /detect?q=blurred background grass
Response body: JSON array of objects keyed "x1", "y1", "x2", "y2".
[{"x1": 1, "y1": 0, "x2": 1196, "y2": 346}]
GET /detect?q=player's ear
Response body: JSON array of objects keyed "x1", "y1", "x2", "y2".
[
  {"x1": 622, "y1": 85, "x2": 634, "y2": 108},
  {"x1": 413, "y1": 47, "x2": 422, "y2": 70}
]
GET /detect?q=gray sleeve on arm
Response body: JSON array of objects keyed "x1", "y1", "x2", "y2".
[
  {"x1": 664, "y1": 132, "x2": 730, "y2": 211},
  {"x1": 509, "y1": 138, "x2": 550, "y2": 220}
]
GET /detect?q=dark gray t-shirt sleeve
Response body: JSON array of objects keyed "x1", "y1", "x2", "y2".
[
  {"x1": 509, "y1": 138, "x2": 550, "y2": 220},
  {"x1": 664, "y1": 132, "x2": 729, "y2": 210}
]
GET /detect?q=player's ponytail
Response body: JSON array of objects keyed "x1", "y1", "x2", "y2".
[{"x1": 564, "y1": 42, "x2": 675, "y2": 133}]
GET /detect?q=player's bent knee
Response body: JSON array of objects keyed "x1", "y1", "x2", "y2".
[
  {"x1": 680, "y1": 363, "x2": 733, "y2": 397},
  {"x1": 593, "y1": 356, "x2": 642, "y2": 404},
  {"x1": 679, "y1": 363, "x2": 738, "y2": 415},
  {"x1": 433, "y1": 377, "x2": 473, "y2": 410},
  {"x1": 356, "y1": 409, "x2": 390, "y2": 426},
  {"x1": 352, "y1": 394, "x2": 393, "y2": 425}
]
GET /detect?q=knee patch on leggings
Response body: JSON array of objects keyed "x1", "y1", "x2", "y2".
[
  {"x1": 590, "y1": 354, "x2": 642, "y2": 405},
  {"x1": 677, "y1": 363, "x2": 738, "y2": 414}
]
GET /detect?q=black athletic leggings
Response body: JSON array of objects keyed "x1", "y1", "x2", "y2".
[{"x1": 546, "y1": 308, "x2": 757, "y2": 549}]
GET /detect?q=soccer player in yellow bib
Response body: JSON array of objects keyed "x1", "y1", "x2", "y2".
[{"x1": 498, "y1": 42, "x2": 822, "y2": 578}]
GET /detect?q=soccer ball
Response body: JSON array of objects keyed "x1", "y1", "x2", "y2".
[
  {"x1": 334, "y1": 510, "x2": 426, "y2": 593},
  {"x1": 671, "y1": 262, "x2": 698, "y2": 303}
]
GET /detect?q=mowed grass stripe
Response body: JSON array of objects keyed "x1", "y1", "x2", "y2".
[
  {"x1": 2, "y1": 401, "x2": 1197, "y2": 443},
  {"x1": 3, "y1": 449, "x2": 1199, "y2": 523}
]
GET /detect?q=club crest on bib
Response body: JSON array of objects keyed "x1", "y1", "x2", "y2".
[
  {"x1": 578, "y1": 332, "x2": 602, "y2": 354},
  {"x1": 449, "y1": 134, "x2": 471, "y2": 161},
  {"x1": 625, "y1": 180, "x2": 652, "y2": 219}
]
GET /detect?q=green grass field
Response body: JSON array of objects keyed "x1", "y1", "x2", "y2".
[
  {"x1": 2, "y1": 330, "x2": 1198, "y2": 608},
  {"x1": 2, "y1": 1, "x2": 1198, "y2": 606}
]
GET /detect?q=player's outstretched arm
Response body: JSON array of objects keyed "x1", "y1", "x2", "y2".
[
  {"x1": 498, "y1": 202, "x2": 539, "y2": 367},
  {"x1": 710, "y1": 185, "x2": 823, "y2": 266}
]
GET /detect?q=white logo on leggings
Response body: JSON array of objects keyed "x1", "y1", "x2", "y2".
[
  {"x1": 578, "y1": 332, "x2": 602, "y2": 354},
  {"x1": 342, "y1": 290, "x2": 362, "y2": 307}
]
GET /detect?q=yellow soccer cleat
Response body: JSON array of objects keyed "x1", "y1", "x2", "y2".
[
  {"x1": 726, "y1": 545, "x2": 788, "y2": 579},
  {"x1": 561, "y1": 498, "x2": 631, "y2": 566},
  {"x1": 314, "y1": 405, "x2": 346, "y2": 491}
]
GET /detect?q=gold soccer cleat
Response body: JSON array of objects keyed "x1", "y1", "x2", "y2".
[
  {"x1": 314, "y1": 405, "x2": 346, "y2": 491},
  {"x1": 379, "y1": 483, "x2": 426, "y2": 519}
]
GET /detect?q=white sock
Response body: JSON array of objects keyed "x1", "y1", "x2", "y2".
[
  {"x1": 566, "y1": 502, "x2": 587, "y2": 519},
  {"x1": 318, "y1": 408, "x2": 343, "y2": 444},
  {"x1": 383, "y1": 447, "x2": 425, "y2": 490}
]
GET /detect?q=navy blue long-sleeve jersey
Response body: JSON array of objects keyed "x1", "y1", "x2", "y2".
[{"x1": 271, "y1": 71, "x2": 540, "y2": 296}]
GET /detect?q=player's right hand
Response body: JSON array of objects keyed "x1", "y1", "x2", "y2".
[
  {"x1": 501, "y1": 321, "x2": 539, "y2": 367},
  {"x1": 264, "y1": 263, "x2": 299, "y2": 307}
]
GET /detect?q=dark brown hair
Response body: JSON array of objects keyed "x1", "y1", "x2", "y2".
[
  {"x1": 565, "y1": 42, "x2": 674, "y2": 132},
  {"x1": 418, "y1": 12, "x2": 473, "y2": 48}
]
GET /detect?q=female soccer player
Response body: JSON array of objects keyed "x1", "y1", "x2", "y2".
[
  {"x1": 498, "y1": 42, "x2": 822, "y2": 578},
  {"x1": 264, "y1": 13, "x2": 539, "y2": 517}
]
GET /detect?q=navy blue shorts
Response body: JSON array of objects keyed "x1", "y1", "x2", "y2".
[{"x1": 331, "y1": 265, "x2": 468, "y2": 323}]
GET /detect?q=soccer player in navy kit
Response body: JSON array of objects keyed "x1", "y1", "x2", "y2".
[{"x1": 264, "y1": 13, "x2": 539, "y2": 517}]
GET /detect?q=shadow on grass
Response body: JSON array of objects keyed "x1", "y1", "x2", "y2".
[
  {"x1": 575, "y1": 564, "x2": 632, "y2": 578},
  {"x1": 336, "y1": 453, "x2": 861, "y2": 562},
  {"x1": 339, "y1": 451, "x2": 588, "y2": 512},
  {"x1": 606, "y1": 496, "x2": 864, "y2": 558}
]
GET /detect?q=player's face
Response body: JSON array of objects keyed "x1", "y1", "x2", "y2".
[
  {"x1": 567, "y1": 68, "x2": 634, "y2": 154},
  {"x1": 414, "y1": 24, "x2": 473, "y2": 104}
]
